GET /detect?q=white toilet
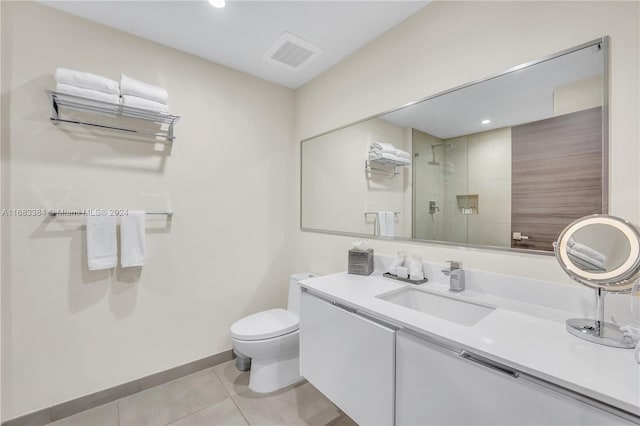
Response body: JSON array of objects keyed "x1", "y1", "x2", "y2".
[{"x1": 230, "y1": 272, "x2": 315, "y2": 393}]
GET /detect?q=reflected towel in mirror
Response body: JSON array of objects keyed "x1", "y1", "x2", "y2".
[
  {"x1": 376, "y1": 211, "x2": 395, "y2": 237},
  {"x1": 567, "y1": 237, "x2": 606, "y2": 269}
]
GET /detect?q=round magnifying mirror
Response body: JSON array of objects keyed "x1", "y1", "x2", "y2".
[{"x1": 554, "y1": 214, "x2": 640, "y2": 348}]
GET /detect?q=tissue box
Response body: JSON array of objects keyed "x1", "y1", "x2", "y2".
[{"x1": 348, "y1": 249, "x2": 374, "y2": 276}]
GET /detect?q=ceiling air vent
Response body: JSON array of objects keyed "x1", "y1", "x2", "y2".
[{"x1": 263, "y1": 32, "x2": 324, "y2": 70}]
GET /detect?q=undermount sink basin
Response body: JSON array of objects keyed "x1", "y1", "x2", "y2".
[{"x1": 377, "y1": 287, "x2": 495, "y2": 326}]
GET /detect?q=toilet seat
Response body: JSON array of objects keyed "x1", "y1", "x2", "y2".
[{"x1": 230, "y1": 308, "x2": 299, "y2": 341}]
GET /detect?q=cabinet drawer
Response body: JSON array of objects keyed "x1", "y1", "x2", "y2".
[
  {"x1": 396, "y1": 330, "x2": 635, "y2": 426},
  {"x1": 300, "y1": 292, "x2": 395, "y2": 426}
]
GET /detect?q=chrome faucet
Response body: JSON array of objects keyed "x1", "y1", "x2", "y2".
[{"x1": 442, "y1": 260, "x2": 465, "y2": 292}]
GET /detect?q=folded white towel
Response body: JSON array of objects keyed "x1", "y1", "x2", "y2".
[
  {"x1": 120, "y1": 211, "x2": 146, "y2": 268},
  {"x1": 371, "y1": 142, "x2": 396, "y2": 152},
  {"x1": 56, "y1": 83, "x2": 120, "y2": 104},
  {"x1": 121, "y1": 95, "x2": 170, "y2": 113},
  {"x1": 567, "y1": 237, "x2": 606, "y2": 265},
  {"x1": 370, "y1": 146, "x2": 411, "y2": 160},
  {"x1": 369, "y1": 152, "x2": 411, "y2": 165},
  {"x1": 86, "y1": 214, "x2": 117, "y2": 271},
  {"x1": 568, "y1": 248, "x2": 605, "y2": 270},
  {"x1": 120, "y1": 74, "x2": 169, "y2": 104},
  {"x1": 395, "y1": 149, "x2": 411, "y2": 159},
  {"x1": 368, "y1": 152, "x2": 394, "y2": 161},
  {"x1": 55, "y1": 68, "x2": 119, "y2": 95}
]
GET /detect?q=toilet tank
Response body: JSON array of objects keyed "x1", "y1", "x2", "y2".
[{"x1": 288, "y1": 272, "x2": 316, "y2": 316}]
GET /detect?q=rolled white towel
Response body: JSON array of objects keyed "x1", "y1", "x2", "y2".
[
  {"x1": 122, "y1": 95, "x2": 170, "y2": 113},
  {"x1": 120, "y1": 74, "x2": 169, "y2": 105},
  {"x1": 55, "y1": 68, "x2": 119, "y2": 95},
  {"x1": 56, "y1": 83, "x2": 120, "y2": 104}
]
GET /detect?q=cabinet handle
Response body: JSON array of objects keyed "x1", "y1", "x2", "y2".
[{"x1": 459, "y1": 350, "x2": 520, "y2": 378}]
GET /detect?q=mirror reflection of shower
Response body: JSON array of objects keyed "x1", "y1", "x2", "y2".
[
  {"x1": 428, "y1": 201, "x2": 440, "y2": 214},
  {"x1": 429, "y1": 143, "x2": 442, "y2": 165},
  {"x1": 413, "y1": 129, "x2": 468, "y2": 242},
  {"x1": 429, "y1": 143, "x2": 457, "y2": 178}
]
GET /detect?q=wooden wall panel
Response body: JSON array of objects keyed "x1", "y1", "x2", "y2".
[{"x1": 511, "y1": 107, "x2": 603, "y2": 251}]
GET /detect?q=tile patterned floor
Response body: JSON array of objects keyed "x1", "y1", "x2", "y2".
[{"x1": 46, "y1": 361, "x2": 357, "y2": 426}]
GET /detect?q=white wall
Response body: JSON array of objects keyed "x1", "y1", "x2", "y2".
[
  {"x1": 0, "y1": 0, "x2": 3, "y2": 419},
  {"x1": 1, "y1": 2, "x2": 294, "y2": 420},
  {"x1": 554, "y1": 75, "x2": 603, "y2": 116},
  {"x1": 302, "y1": 118, "x2": 411, "y2": 238},
  {"x1": 294, "y1": 1, "x2": 639, "y2": 283},
  {"x1": 466, "y1": 127, "x2": 511, "y2": 247}
]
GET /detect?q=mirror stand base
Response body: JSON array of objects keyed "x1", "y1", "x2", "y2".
[{"x1": 566, "y1": 318, "x2": 636, "y2": 349}]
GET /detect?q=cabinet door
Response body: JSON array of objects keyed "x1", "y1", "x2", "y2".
[
  {"x1": 300, "y1": 292, "x2": 395, "y2": 426},
  {"x1": 396, "y1": 330, "x2": 635, "y2": 425}
]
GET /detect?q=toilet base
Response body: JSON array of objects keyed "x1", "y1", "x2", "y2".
[{"x1": 249, "y1": 354, "x2": 302, "y2": 393}]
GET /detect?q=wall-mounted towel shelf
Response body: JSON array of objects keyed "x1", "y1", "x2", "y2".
[
  {"x1": 46, "y1": 90, "x2": 180, "y2": 141},
  {"x1": 365, "y1": 160, "x2": 403, "y2": 177},
  {"x1": 48, "y1": 210, "x2": 173, "y2": 217},
  {"x1": 365, "y1": 157, "x2": 410, "y2": 177}
]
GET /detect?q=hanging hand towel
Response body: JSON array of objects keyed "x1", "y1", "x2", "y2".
[
  {"x1": 86, "y1": 214, "x2": 117, "y2": 271},
  {"x1": 55, "y1": 68, "x2": 119, "y2": 94},
  {"x1": 377, "y1": 211, "x2": 395, "y2": 237},
  {"x1": 120, "y1": 211, "x2": 146, "y2": 268},
  {"x1": 120, "y1": 74, "x2": 169, "y2": 104}
]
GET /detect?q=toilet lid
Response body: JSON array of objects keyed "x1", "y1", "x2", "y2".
[{"x1": 230, "y1": 308, "x2": 299, "y2": 341}]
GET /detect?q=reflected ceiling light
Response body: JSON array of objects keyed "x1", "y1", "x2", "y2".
[
  {"x1": 208, "y1": 0, "x2": 226, "y2": 8},
  {"x1": 481, "y1": 119, "x2": 491, "y2": 124}
]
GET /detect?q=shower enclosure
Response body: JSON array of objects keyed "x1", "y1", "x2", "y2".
[{"x1": 412, "y1": 129, "x2": 469, "y2": 243}]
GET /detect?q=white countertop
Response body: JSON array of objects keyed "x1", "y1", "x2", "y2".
[{"x1": 299, "y1": 271, "x2": 640, "y2": 417}]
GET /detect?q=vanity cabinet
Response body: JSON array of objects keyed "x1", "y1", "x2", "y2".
[
  {"x1": 395, "y1": 330, "x2": 634, "y2": 425},
  {"x1": 299, "y1": 292, "x2": 395, "y2": 426}
]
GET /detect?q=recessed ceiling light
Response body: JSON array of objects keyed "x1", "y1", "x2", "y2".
[
  {"x1": 208, "y1": 0, "x2": 225, "y2": 8},
  {"x1": 481, "y1": 119, "x2": 491, "y2": 124}
]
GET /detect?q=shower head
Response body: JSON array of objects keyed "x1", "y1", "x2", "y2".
[{"x1": 429, "y1": 144, "x2": 441, "y2": 165}]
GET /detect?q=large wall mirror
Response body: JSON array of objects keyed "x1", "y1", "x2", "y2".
[{"x1": 301, "y1": 37, "x2": 608, "y2": 254}]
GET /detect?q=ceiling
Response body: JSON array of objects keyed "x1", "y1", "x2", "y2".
[
  {"x1": 41, "y1": 1, "x2": 429, "y2": 89},
  {"x1": 381, "y1": 43, "x2": 603, "y2": 139}
]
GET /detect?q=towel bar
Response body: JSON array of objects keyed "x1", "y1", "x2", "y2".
[
  {"x1": 364, "y1": 211, "x2": 400, "y2": 219},
  {"x1": 48, "y1": 210, "x2": 173, "y2": 217}
]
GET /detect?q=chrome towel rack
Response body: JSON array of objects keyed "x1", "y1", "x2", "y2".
[
  {"x1": 364, "y1": 211, "x2": 400, "y2": 219},
  {"x1": 48, "y1": 210, "x2": 173, "y2": 217},
  {"x1": 46, "y1": 90, "x2": 180, "y2": 142}
]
